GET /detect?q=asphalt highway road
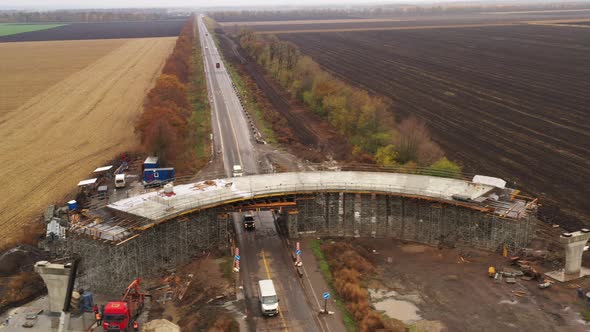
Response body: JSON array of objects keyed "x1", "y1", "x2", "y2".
[
  {"x1": 197, "y1": 16, "x2": 258, "y2": 177},
  {"x1": 197, "y1": 16, "x2": 324, "y2": 331}
]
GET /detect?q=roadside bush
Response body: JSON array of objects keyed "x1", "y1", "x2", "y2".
[
  {"x1": 321, "y1": 242, "x2": 391, "y2": 330},
  {"x1": 360, "y1": 311, "x2": 387, "y2": 332},
  {"x1": 426, "y1": 157, "x2": 462, "y2": 178}
]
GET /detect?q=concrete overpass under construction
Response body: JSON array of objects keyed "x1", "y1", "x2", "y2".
[{"x1": 67, "y1": 171, "x2": 538, "y2": 291}]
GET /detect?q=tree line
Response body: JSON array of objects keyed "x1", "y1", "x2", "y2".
[
  {"x1": 135, "y1": 17, "x2": 195, "y2": 172},
  {"x1": 236, "y1": 29, "x2": 461, "y2": 176}
]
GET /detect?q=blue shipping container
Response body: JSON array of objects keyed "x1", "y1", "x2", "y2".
[
  {"x1": 143, "y1": 168, "x2": 175, "y2": 185},
  {"x1": 143, "y1": 156, "x2": 160, "y2": 169}
]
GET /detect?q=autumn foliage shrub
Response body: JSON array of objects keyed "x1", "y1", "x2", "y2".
[
  {"x1": 320, "y1": 242, "x2": 403, "y2": 332},
  {"x1": 136, "y1": 17, "x2": 195, "y2": 171}
]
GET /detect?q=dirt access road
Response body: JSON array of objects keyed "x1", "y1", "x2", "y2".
[{"x1": 0, "y1": 37, "x2": 176, "y2": 241}]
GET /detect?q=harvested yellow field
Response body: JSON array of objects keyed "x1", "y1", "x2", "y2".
[
  {"x1": 0, "y1": 39, "x2": 129, "y2": 115},
  {"x1": 0, "y1": 37, "x2": 176, "y2": 238}
]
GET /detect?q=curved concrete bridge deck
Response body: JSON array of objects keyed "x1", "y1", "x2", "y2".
[{"x1": 108, "y1": 171, "x2": 504, "y2": 223}]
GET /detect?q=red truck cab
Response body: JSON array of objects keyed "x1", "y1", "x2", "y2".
[{"x1": 102, "y1": 302, "x2": 130, "y2": 331}]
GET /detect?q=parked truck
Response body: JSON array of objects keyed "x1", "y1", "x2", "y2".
[
  {"x1": 103, "y1": 278, "x2": 150, "y2": 331},
  {"x1": 143, "y1": 167, "x2": 175, "y2": 188}
]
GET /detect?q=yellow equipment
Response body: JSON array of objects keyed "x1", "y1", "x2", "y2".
[{"x1": 488, "y1": 266, "x2": 496, "y2": 277}]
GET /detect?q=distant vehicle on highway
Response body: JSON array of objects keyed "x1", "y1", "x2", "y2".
[
  {"x1": 215, "y1": 62, "x2": 220, "y2": 69},
  {"x1": 243, "y1": 213, "x2": 255, "y2": 230},
  {"x1": 258, "y1": 279, "x2": 279, "y2": 316},
  {"x1": 232, "y1": 165, "x2": 243, "y2": 177}
]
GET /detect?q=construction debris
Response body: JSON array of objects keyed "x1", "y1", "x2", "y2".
[{"x1": 494, "y1": 272, "x2": 503, "y2": 283}]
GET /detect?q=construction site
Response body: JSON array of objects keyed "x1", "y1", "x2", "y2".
[
  {"x1": 3, "y1": 5, "x2": 590, "y2": 332},
  {"x1": 7, "y1": 155, "x2": 590, "y2": 331},
  {"x1": 39, "y1": 164, "x2": 537, "y2": 292}
]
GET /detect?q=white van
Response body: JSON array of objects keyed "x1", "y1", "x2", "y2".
[
  {"x1": 114, "y1": 174, "x2": 126, "y2": 188},
  {"x1": 232, "y1": 165, "x2": 243, "y2": 177},
  {"x1": 258, "y1": 279, "x2": 279, "y2": 316}
]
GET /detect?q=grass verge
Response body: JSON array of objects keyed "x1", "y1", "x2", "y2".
[
  {"x1": 224, "y1": 63, "x2": 277, "y2": 144},
  {"x1": 310, "y1": 239, "x2": 357, "y2": 332}
]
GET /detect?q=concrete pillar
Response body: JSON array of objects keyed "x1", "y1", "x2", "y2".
[
  {"x1": 560, "y1": 231, "x2": 590, "y2": 276},
  {"x1": 34, "y1": 261, "x2": 71, "y2": 313}
]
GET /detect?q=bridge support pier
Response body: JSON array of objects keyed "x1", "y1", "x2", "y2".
[
  {"x1": 546, "y1": 230, "x2": 590, "y2": 282},
  {"x1": 34, "y1": 261, "x2": 71, "y2": 313}
]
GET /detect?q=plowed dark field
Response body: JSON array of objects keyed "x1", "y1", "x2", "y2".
[
  {"x1": 280, "y1": 24, "x2": 590, "y2": 227},
  {"x1": 0, "y1": 19, "x2": 187, "y2": 42},
  {"x1": 236, "y1": 19, "x2": 521, "y2": 33}
]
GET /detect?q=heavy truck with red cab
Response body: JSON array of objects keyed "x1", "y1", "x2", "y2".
[{"x1": 102, "y1": 278, "x2": 150, "y2": 331}]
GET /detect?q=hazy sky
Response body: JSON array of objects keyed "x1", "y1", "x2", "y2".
[{"x1": 2, "y1": 0, "x2": 442, "y2": 10}]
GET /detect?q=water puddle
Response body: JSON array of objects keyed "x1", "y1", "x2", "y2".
[{"x1": 369, "y1": 289, "x2": 422, "y2": 323}]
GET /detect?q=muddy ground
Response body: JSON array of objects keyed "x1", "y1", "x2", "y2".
[
  {"x1": 347, "y1": 236, "x2": 590, "y2": 332},
  {"x1": 145, "y1": 253, "x2": 240, "y2": 331}
]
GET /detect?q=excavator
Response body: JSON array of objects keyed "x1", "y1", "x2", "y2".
[{"x1": 102, "y1": 278, "x2": 150, "y2": 331}]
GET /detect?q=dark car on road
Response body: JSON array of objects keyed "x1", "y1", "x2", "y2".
[{"x1": 243, "y1": 214, "x2": 255, "y2": 230}]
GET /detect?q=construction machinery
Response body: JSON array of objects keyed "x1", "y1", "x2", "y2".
[
  {"x1": 103, "y1": 278, "x2": 150, "y2": 331},
  {"x1": 488, "y1": 266, "x2": 496, "y2": 277}
]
